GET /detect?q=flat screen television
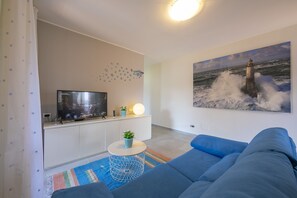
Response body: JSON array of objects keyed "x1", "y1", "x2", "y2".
[{"x1": 57, "y1": 90, "x2": 107, "y2": 120}]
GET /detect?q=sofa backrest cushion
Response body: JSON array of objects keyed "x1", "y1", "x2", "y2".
[
  {"x1": 237, "y1": 127, "x2": 297, "y2": 164},
  {"x1": 201, "y1": 152, "x2": 297, "y2": 198},
  {"x1": 199, "y1": 153, "x2": 239, "y2": 182},
  {"x1": 289, "y1": 137, "x2": 297, "y2": 159},
  {"x1": 191, "y1": 134, "x2": 248, "y2": 158}
]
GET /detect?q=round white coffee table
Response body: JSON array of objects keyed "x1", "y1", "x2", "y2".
[{"x1": 107, "y1": 140, "x2": 147, "y2": 183}]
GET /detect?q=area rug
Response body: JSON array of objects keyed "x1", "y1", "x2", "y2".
[{"x1": 46, "y1": 148, "x2": 170, "y2": 197}]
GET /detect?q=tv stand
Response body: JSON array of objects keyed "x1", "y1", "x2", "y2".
[
  {"x1": 74, "y1": 118, "x2": 85, "y2": 121},
  {"x1": 44, "y1": 115, "x2": 151, "y2": 169}
]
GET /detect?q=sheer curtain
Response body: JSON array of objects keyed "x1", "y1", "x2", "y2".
[{"x1": 0, "y1": 0, "x2": 44, "y2": 198}]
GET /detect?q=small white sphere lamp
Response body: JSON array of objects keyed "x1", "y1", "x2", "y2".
[{"x1": 133, "y1": 103, "x2": 145, "y2": 115}]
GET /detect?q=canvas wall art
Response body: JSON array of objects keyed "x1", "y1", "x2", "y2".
[{"x1": 193, "y1": 42, "x2": 291, "y2": 113}]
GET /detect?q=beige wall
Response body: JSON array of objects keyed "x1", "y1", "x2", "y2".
[
  {"x1": 37, "y1": 21, "x2": 144, "y2": 118},
  {"x1": 145, "y1": 24, "x2": 297, "y2": 142}
]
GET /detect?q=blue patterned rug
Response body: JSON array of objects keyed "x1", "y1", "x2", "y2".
[{"x1": 47, "y1": 148, "x2": 170, "y2": 196}]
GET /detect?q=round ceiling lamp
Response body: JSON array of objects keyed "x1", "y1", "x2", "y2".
[{"x1": 168, "y1": 0, "x2": 204, "y2": 21}]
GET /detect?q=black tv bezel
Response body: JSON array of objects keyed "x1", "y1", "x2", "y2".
[{"x1": 56, "y1": 90, "x2": 108, "y2": 120}]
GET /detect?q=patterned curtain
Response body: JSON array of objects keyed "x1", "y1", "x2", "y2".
[{"x1": 0, "y1": 0, "x2": 44, "y2": 197}]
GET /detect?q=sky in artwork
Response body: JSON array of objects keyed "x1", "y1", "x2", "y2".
[{"x1": 193, "y1": 42, "x2": 290, "y2": 73}]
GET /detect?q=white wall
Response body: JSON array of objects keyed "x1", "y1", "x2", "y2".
[
  {"x1": 38, "y1": 21, "x2": 144, "y2": 117},
  {"x1": 146, "y1": 24, "x2": 297, "y2": 142}
]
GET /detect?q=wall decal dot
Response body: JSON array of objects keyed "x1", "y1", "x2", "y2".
[
  {"x1": 33, "y1": 131, "x2": 36, "y2": 134},
  {"x1": 9, "y1": 44, "x2": 13, "y2": 47},
  {"x1": 35, "y1": 150, "x2": 38, "y2": 153},
  {"x1": 37, "y1": 169, "x2": 39, "y2": 172},
  {"x1": 9, "y1": 141, "x2": 13, "y2": 145},
  {"x1": 9, "y1": 188, "x2": 12, "y2": 191},
  {"x1": 6, "y1": 32, "x2": 9, "y2": 35},
  {"x1": 9, "y1": 92, "x2": 12, "y2": 96},
  {"x1": 30, "y1": 92, "x2": 33, "y2": 94},
  {"x1": 4, "y1": 56, "x2": 7, "y2": 59},
  {"x1": 11, "y1": 20, "x2": 13, "y2": 23},
  {"x1": 1, "y1": 104, "x2": 4, "y2": 107},
  {"x1": 8, "y1": 8, "x2": 10, "y2": 11},
  {"x1": 9, "y1": 68, "x2": 12, "y2": 71}
]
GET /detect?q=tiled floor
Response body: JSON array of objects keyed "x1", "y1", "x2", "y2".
[
  {"x1": 145, "y1": 125, "x2": 195, "y2": 159},
  {"x1": 45, "y1": 125, "x2": 195, "y2": 176}
]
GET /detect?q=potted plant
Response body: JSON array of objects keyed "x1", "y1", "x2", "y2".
[
  {"x1": 120, "y1": 106, "x2": 127, "y2": 117},
  {"x1": 123, "y1": 130, "x2": 134, "y2": 148}
]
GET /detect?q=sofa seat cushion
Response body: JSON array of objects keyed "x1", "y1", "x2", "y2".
[
  {"x1": 178, "y1": 153, "x2": 240, "y2": 198},
  {"x1": 112, "y1": 163, "x2": 192, "y2": 198},
  {"x1": 201, "y1": 152, "x2": 297, "y2": 198},
  {"x1": 191, "y1": 134, "x2": 248, "y2": 158},
  {"x1": 178, "y1": 181, "x2": 211, "y2": 198},
  {"x1": 168, "y1": 149, "x2": 221, "y2": 181},
  {"x1": 199, "y1": 153, "x2": 239, "y2": 182},
  {"x1": 51, "y1": 182, "x2": 114, "y2": 198}
]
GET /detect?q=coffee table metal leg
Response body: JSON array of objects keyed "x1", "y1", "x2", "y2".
[{"x1": 109, "y1": 152, "x2": 145, "y2": 183}]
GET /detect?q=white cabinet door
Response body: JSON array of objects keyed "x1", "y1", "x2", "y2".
[
  {"x1": 120, "y1": 116, "x2": 151, "y2": 141},
  {"x1": 79, "y1": 123, "x2": 106, "y2": 157},
  {"x1": 106, "y1": 120, "x2": 121, "y2": 147},
  {"x1": 44, "y1": 126, "x2": 80, "y2": 169}
]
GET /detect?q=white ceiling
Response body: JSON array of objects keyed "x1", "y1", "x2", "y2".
[{"x1": 34, "y1": 0, "x2": 297, "y2": 63}]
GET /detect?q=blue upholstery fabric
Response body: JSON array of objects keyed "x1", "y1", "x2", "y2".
[
  {"x1": 237, "y1": 127, "x2": 297, "y2": 164},
  {"x1": 191, "y1": 134, "x2": 248, "y2": 158},
  {"x1": 168, "y1": 149, "x2": 221, "y2": 181},
  {"x1": 199, "y1": 153, "x2": 239, "y2": 182},
  {"x1": 201, "y1": 152, "x2": 297, "y2": 198},
  {"x1": 289, "y1": 137, "x2": 297, "y2": 158},
  {"x1": 178, "y1": 181, "x2": 211, "y2": 198},
  {"x1": 112, "y1": 164, "x2": 192, "y2": 198},
  {"x1": 51, "y1": 182, "x2": 114, "y2": 198}
]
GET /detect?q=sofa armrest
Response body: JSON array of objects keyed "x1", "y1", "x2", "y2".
[
  {"x1": 191, "y1": 135, "x2": 248, "y2": 158},
  {"x1": 51, "y1": 182, "x2": 114, "y2": 198}
]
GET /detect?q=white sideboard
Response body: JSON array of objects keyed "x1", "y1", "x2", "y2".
[{"x1": 44, "y1": 115, "x2": 151, "y2": 169}]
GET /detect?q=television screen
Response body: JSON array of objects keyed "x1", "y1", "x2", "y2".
[{"x1": 57, "y1": 90, "x2": 107, "y2": 120}]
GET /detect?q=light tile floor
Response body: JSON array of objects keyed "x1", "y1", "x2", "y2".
[
  {"x1": 45, "y1": 125, "x2": 196, "y2": 176},
  {"x1": 145, "y1": 125, "x2": 195, "y2": 159}
]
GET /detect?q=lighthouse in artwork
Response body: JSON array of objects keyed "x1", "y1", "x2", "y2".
[{"x1": 245, "y1": 58, "x2": 258, "y2": 98}]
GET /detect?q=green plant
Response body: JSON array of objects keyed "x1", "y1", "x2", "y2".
[
  {"x1": 120, "y1": 106, "x2": 127, "y2": 111},
  {"x1": 123, "y1": 130, "x2": 134, "y2": 139}
]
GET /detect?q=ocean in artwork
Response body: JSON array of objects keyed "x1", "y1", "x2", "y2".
[{"x1": 193, "y1": 42, "x2": 291, "y2": 113}]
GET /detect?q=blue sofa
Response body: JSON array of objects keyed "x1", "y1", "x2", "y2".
[{"x1": 52, "y1": 127, "x2": 297, "y2": 198}]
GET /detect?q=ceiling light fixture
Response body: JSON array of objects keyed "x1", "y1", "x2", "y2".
[{"x1": 168, "y1": 0, "x2": 204, "y2": 21}]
